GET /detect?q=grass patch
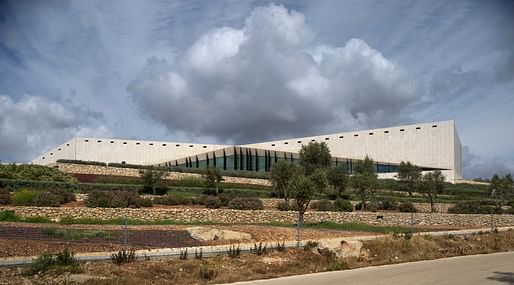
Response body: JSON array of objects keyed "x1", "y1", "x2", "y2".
[
  {"x1": 42, "y1": 227, "x2": 113, "y2": 240},
  {"x1": 262, "y1": 221, "x2": 418, "y2": 234},
  {"x1": 0, "y1": 210, "x2": 52, "y2": 223},
  {"x1": 59, "y1": 216, "x2": 218, "y2": 226}
]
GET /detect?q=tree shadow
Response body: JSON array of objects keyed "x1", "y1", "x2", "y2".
[{"x1": 487, "y1": 271, "x2": 514, "y2": 284}]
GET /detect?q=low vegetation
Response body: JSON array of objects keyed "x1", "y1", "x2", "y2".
[
  {"x1": 7, "y1": 230, "x2": 511, "y2": 285},
  {"x1": 0, "y1": 164, "x2": 77, "y2": 183},
  {"x1": 23, "y1": 248, "x2": 81, "y2": 276}
]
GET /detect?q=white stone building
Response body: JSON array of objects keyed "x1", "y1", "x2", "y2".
[{"x1": 32, "y1": 120, "x2": 462, "y2": 182}]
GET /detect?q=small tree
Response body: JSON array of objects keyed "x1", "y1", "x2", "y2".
[
  {"x1": 139, "y1": 167, "x2": 167, "y2": 195},
  {"x1": 420, "y1": 170, "x2": 445, "y2": 213},
  {"x1": 202, "y1": 166, "x2": 223, "y2": 196},
  {"x1": 270, "y1": 160, "x2": 294, "y2": 202},
  {"x1": 351, "y1": 156, "x2": 377, "y2": 210},
  {"x1": 298, "y1": 142, "x2": 331, "y2": 175},
  {"x1": 310, "y1": 168, "x2": 328, "y2": 194},
  {"x1": 396, "y1": 161, "x2": 421, "y2": 197},
  {"x1": 491, "y1": 174, "x2": 513, "y2": 207},
  {"x1": 288, "y1": 172, "x2": 316, "y2": 247},
  {"x1": 327, "y1": 165, "x2": 349, "y2": 198}
]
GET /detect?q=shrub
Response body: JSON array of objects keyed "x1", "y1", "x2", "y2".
[
  {"x1": 310, "y1": 199, "x2": 333, "y2": 211},
  {"x1": 203, "y1": 196, "x2": 222, "y2": 209},
  {"x1": 399, "y1": 202, "x2": 417, "y2": 213},
  {"x1": 111, "y1": 249, "x2": 136, "y2": 265},
  {"x1": 332, "y1": 198, "x2": 353, "y2": 212},
  {"x1": 140, "y1": 185, "x2": 169, "y2": 195},
  {"x1": 33, "y1": 191, "x2": 61, "y2": 207},
  {"x1": 23, "y1": 248, "x2": 81, "y2": 276},
  {"x1": 154, "y1": 193, "x2": 193, "y2": 205},
  {"x1": 355, "y1": 202, "x2": 378, "y2": 212},
  {"x1": 277, "y1": 201, "x2": 291, "y2": 211},
  {"x1": 199, "y1": 264, "x2": 217, "y2": 280},
  {"x1": 303, "y1": 240, "x2": 318, "y2": 251},
  {"x1": 448, "y1": 201, "x2": 503, "y2": 214},
  {"x1": 0, "y1": 189, "x2": 11, "y2": 205},
  {"x1": 0, "y1": 210, "x2": 20, "y2": 222},
  {"x1": 12, "y1": 189, "x2": 39, "y2": 206},
  {"x1": 141, "y1": 198, "x2": 153, "y2": 207},
  {"x1": 48, "y1": 188, "x2": 75, "y2": 204},
  {"x1": 378, "y1": 198, "x2": 399, "y2": 211},
  {"x1": 227, "y1": 197, "x2": 263, "y2": 210},
  {"x1": 86, "y1": 190, "x2": 142, "y2": 208}
]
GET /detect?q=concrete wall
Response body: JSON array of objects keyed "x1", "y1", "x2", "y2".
[{"x1": 1, "y1": 206, "x2": 512, "y2": 228}]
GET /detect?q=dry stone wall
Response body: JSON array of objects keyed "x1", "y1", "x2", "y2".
[
  {"x1": 55, "y1": 163, "x2": 271, "y2": 186},
  {"x1": 260, "y1": 198, "x2": 454, "y2": 213},
  {"x1": 1, "y1": 206, "x2": 513, "y2": 228}
]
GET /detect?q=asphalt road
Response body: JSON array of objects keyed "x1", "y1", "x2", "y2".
[{"x1": 227, "y1": 251, "x2": 514, "y2": 285}]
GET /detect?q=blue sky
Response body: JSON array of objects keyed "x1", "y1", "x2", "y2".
[{"x1": 0, "y1": 0, "x2": 513, "y2": 179}]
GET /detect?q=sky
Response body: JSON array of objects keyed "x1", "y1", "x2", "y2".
[{"x1": 0, "y1": 0, "x2": 513, "y2": 179}]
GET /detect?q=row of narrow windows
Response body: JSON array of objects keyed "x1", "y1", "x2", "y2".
[
  {"x1": 271, "y1": 125, "x2": 438, "y2": 146},
  {"x1": 81, "y1": 139, "x2": 208, "y2": 148}
]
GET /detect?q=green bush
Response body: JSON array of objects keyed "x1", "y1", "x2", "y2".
[
  {"x1": 277, "y1": 201, "x2": 291, "y2": 211},
  {"x1": 0, "y1": 210, "x2": 20, "y2": 222},
  {"x1": 203, "y1": 196, "x2": 222, "y2": 209},
  {"x1": 33, "y1": 191, "x2": 61, "y2": 207},
  {"x1": 0, "y1": 164, "x2": 77, "y2": 183},
  {"x1": 0, "y1": 189, "x2": 11, "y2": 205},
  {"x1": 23, "y1": 248, "x2": 81, "y2": 276},
  {"x1": 154, "y1": 193, "x2": 194, "y2": 205},
  {"x1": 228, "y1": 197, "x2": 263, "y2": 210},
  {"x1": 310, "y1": 200, "x2": 333, "y2": 211},
  {"x1": 378, "y1": 198, "x2": 399, "y2": 211},
  {"x1": 333, "y1": 198, "x2": 353, "y2": 212},
  {"x1": 355, "y1": 202, "x2": 378, "y2": 212},
  {"x1": 86, "y1": 190, "x2": 143, "y2": 208},
  {"x1": 141, "y1": 198, "x2": 153, "y2": 207},
  {"x1": 399, "y1": 202, "x2": 417, "y2": 213},
  {"x1": 448, "y1": 201, "x2": 503, "y2": 214},
  {"x1": 12, "y1": 189, "x2": 40, "y2": 206}
]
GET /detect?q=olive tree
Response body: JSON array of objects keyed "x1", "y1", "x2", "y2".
[
  {"x1": 202, "y1": 166, "x2": 223, "y2": 196},
  {"x1": 419, "y1": 170, "x2": 445, "y2": 213},
  {"x1": 396, "y1": 161, "x2": 422, "y2": 197},
  {"x1": 490, "y1": 173, "x2": 513, "y2": 207},
  {"x1": 288, "y1": 172, "x2": 316, "y2": 247},
  {"x1": 270, "y1": 160, "x2": 294, "y2": 202},
  {"x1": 327, "y1": 165, "x2": 349, "y2": 198},
  {"x1": 139, "y1": 167, "x2": 168, "y2": 195},
  {"x1": 298, "y1": 141, "x2": 331, "y2": 175},
  {"x1": 351, "y1": 156, "x2": 377, "y2": 210}
]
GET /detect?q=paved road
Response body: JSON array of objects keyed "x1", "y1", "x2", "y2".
[{"x1": 227, "y1": 252, "x2": 514, "y2": 285}]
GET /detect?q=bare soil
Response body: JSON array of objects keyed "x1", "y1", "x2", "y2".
[{"x1": 0, "y1": 222, "x2": 376, "y2": 258}]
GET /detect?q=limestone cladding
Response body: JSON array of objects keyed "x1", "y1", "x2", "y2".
[
  {"x1": 1, "y1": 206, "x2": 512, "y2": 228},
  {"x1": 55, "y1": 163, "x2": 271, "y2": 186}
]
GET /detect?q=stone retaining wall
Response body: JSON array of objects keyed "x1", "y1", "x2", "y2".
[
  {"x1": 260, "y1": 199, "x2": 454, "y2": 213},
  {"x1": 1, "y1": 206, "x2": 512, "y2": 228},
  {"x1": 55, "y1": 163, "x2": 271, "y2": 186}
]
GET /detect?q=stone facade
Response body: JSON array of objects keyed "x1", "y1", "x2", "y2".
[
  {"x1": 1, "y1": 206, "x2": 512, "y2": 228},
  {"x1": 55, "y1": 163, "x2": 271, "y2": 186}
]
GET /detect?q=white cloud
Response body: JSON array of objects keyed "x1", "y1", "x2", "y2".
[
  {"x1": 0, "y1": 95, "x2": 110, "y2": 162},
  {"x1": 128, "y1": 4, "x2": 418, "y2": 143}
]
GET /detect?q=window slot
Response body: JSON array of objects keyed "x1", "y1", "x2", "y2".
[
  {"x1": 136, "y1": 142, "x2": 140, "y2": 145},
  {"x1": 271, "y1": 144, "x2": 275, "y2": 146},
  {"x1": 297, "y1": 141, "x2": 302, "y2": 143},
  {"x1": 339, "y1": 136, "x2": 344, "y2": 138},
  {"x1": 384, "y1": 131, "x2": 389, "y2": 134},
  {"x1": 369, "y1": 133, "x2": 374, "y2": 135},
  {"x1": 416, "y1": 127, "x2": 421, "y2": 130},
  {"x1": 432, "y1": 125, "x2": 438, "y2": 128},
  {"x1": 284, "y1": 142, "x2": 288, "y2": 144},
  {"x1": 354, "y1": 134, "x2": 358, "y2": 137},
  {"x1": 162, "y1": 144, "x2": 167, "y2": 146},
  {"x1": 325, "y1": 137, "x2": 329, "y2": 140},
  {"x1": 176, "y1": 144, "x2": 180, "y2": 147},
  {"x1": 84, "y1": 139, "x2": 89, "y2": 142},
  {"x1": 149, "y1": 143, "x2": 154, "y2": 146},
  {"x1": 400, "y1": 129, "x2": 405, "y2": 132},
  {"x1": 123, "y1": 142, "x2": 127, "y2": 145}
]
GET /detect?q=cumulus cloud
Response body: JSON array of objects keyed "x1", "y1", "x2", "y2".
[
  {"x1": 128, "y1": 4, "x2": 418, "y2": 143},
  {"x1": 0, "y1": 95, "x2": 110, "y2": 162}
]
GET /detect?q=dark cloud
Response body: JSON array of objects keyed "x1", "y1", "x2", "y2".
[
  {"x1": 462, "y1": 146, "x2": 514, "y2": 179},
  {"x1": 128, "y1": 4, "x2": 418, "y2": 144},
  {"x1": 0, "y1": 95, "x2": 109, "y2": 162}
]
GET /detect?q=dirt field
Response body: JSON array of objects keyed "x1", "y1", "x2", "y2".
[
  {"x1": 0, "y1": 230, "x2": 511, "y2": 285},
  {"x1": 0, "y1": 222, "x2": 377, "y2": 258}
]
